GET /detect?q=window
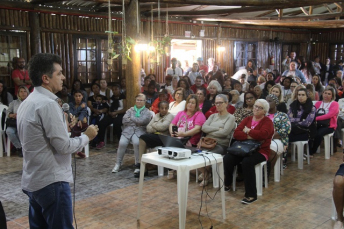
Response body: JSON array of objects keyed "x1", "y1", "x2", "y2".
[
  {"x1": 234, "y1": 41, "x2": 257, "y2": 72},
  {"x1": 329, "y1": 44, "x2": 344, "y2": 63},
  {"x1": 0, "y1": 32, "x2": 27, "y2": 89},
  {"x1": 74, "y1": 36, "x2": 121, "y2": 85}
]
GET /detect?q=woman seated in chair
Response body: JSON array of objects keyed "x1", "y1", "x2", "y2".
[
  {"x1": 169, "y1": 87, "x2": 187, "y2": 116},
  {"x1": 137, "y1": 101, "x2": 174, "y2": 177},
  {"x1": 233, "y1": 91, "x2": 257, "y2": 124},
  {"x1": 204, "y1": 91, "x2": 235, "y2": 118},
  {"x1": 6, "y1": 86, "x2": 29, "y2": 157},
  {"x1": 112, "y1": 93, "x2": 151, "y2": 174},
  {"x1": 310, "y1": 87, "x2": 339, "y2": 156},
  {"x1": 265, "y1": 94, "x2": 291, "y2": 173},
  {"x1": 198, "y1": 94, "x2": 236, "y2": 186},
  {"x1": 223, "y1": 99, "x2": 274, "y2": 204},
  {"x1": 168, "y1": 94, "x2": 206, "y2": 179}
]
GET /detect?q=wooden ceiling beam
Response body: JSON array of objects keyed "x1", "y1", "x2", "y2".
[
  {"x1": 29, "y1": 0, "x2": 65, "y2": 3},
  {"x1": 256, "y1": 10, "x2": 275, "y2": 17}
]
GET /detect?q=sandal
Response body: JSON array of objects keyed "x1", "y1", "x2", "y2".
[
  {"x1": 198, "y1": 172, "x2": 204, "y2": 181},
  {"x1": 241, "y1": 197, "x2": 257, "y2": 204},
  {"x1": 199, "y1": 174, "x2": 212, "y2": 187}
]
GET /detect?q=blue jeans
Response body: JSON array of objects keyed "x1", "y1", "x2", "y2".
[{"x1": 23, "y1": 182, "x2": 74, "y2": 229}]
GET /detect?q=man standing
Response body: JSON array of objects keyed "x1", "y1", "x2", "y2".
[
  {"x1": 11, "y1": 57, "x2": 33, "y2": 95},
  {"x1": 17, "y1": 53, "x2": 98, "y2": 228},
  {"x1": 166, "y1": 58, "x2": 182, "y2": 80},
  {"x1": 187, "y1": 63, "x2": 201, "y2": 85},
  {"x1": 282, "y1": 51, "x2": 297, "y2": 72}
]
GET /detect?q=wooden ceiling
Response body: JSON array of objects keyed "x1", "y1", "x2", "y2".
[{"x1": 12, "y1": 0, "x2": 344, "y2": 29}]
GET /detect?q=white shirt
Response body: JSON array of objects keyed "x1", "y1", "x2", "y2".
[
  {"x1": 169, "y1": 100, "x2": 186, "y2": 116},
  {"x1": 166, "y1": 67, "x2": 183, "y2": 79}
]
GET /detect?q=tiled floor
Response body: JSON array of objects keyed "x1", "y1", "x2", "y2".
[{"x1": 1, "y1": 141, "x2": 342, "y2": 229}]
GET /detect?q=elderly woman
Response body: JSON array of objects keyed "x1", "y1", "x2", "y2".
[
  {"x1": 266, "y1": 94, "x2": 291, "y2": 172},
  {"x1": 234, "y1": 91, "x2": 257, "y2": 124},
  {"x1": 137, "y1": 101, "x2": 174, "y2": 177},
  {"x1": 205, "y1": 92, "x2": 235, "y2": 118},
  {"x1": 269, "y1": 84, "x2": 287, "y2": 113},
  {"x1": 169, "y1": 87, "x2": 187, "y2": 116},
  {"x1": 254, "y1": 85, "x2": 264, "y2": 99},
  {"x1": 310, "y1": 87, "x2": 339, "y2": 156},
  {"x1": 112, "y1": 93, "x2": 151, "y2": 173},
  {"x1": 199, "y1": 94, "x2": 236, "y2": 186},
  {"x1": 206, "y1": 80, "x2": 222, "y2": 106},
  {"x1": 224, "y1": 99, "x2": 274, "y2": 204},
  {"x1": 6, "y1": 86, "x2": 29, "y2": 156},
  {"x1": 282, "y1": 61, "x2": 307, "y2": 84},
  {"x1": 229, "y1": 90, "x2": 244, "y2": 109}
]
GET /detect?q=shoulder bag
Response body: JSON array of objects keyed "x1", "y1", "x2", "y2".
[
  {"x1": 316, "y1": 107, "x2": 330, "y2": 129},
  {"x1": 227, "y1": 139, "x2": 261, "y2": 157},
  {"x1": 197, "y1": 137, "x2": 217, "y2": 150}
]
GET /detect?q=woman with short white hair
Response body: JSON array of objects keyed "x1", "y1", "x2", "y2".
[
  {"x1": 206, "y1": 80, "x2": 222, "y2": 106},
  {"x1": 224, "y1": 99, "x2": 274, "y2": 204}
]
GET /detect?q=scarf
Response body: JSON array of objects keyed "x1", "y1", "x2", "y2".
[
  {"x1": 290, "y1": 98, "x2": 313, "y2": 120},
  {"x1": 134, "y1": 105, "x2": 145, "y2": 117}
]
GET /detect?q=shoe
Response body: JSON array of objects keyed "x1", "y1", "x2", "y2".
[
  {"x1": 199, "y1": 174, "x2": 212, "y2": 187},
  {"x1": 16, "y1": 148, "x2": 23, "y2": 157},
  {"x1": 241, "y1": 197, "x2": 257, "y2": 204},
  {"x1": 198, "y1": 173, "x2": 204, "y2": 181},
  {"x1": 167, "y1": 170, "x2": 175, "y2": 179},
  {"x1": 224, "y1": 186, "x2": 230, "y2": 191},
  {"x1": 76, "y1": 152, "x2": 86, "y2": 158},
  {"x1": 112, "y1": 164, "x2": 121, "y2": 173},
  {"x1": 334, "y1": 221, "x2": 344, "y2": 229},
  {"x1": 134, "y1": 168, "x2": 140, "y2": 174},
  {"x1": 96, "y1": 142, "x2": 105, "y2": 150},
  {"x1": 134, "y1": 170, "x2": 148, "y2": 178}
]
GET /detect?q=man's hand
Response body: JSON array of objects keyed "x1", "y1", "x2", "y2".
[
  {"x1": 69, "y1": 114, "x2": 77, "y2": 129},
  {"x1": 84, "y1": 125, "x2": 99, "y2": 141}
]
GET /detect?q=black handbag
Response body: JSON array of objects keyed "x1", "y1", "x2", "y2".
[
  {"x1": 227, "y1": 140, "x2": 261, "y2": 157},
  {"x1": 5, "y1": 118, "x2": 17, "y2": 128},
  {"x1": 290, "y1": 123, "x2": 309, "y2": 135},
  {"x1": 316, "y1": 108, "x2": 330, "y2": 129}
]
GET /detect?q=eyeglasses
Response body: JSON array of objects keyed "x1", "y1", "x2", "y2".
[
  {"x1": 215, "y1": 102, "x2": 224, "y2": 106},
  {"x1": 175, "y1": 92, "x2": 182, "y2": 96},
  {"x1": 246, "y1": 97, "x2": 254, "y2": 101},
  {"x1": 136, "y1": 99, "x2": 145, "y2": 102},
  {"x1": 253, "y1": 105, "x2": 264, "y2": 110}
]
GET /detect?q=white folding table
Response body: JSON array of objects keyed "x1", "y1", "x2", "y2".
[{"x1": 137, "y1": 152, "x2": 226, "y2": 229}]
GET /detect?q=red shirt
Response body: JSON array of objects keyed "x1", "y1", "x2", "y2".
[
  {"x1": 199, "y1": 64, "x2": 208, "y2": 74},
  {"x1": 12, "y1": 69, "x2": 31, "y2": 95},
  {"x1": 204, "y1": 105, "x2": 236, "y2": 119}
]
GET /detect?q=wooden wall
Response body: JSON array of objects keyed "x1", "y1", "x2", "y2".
[{"x1": 0, "y1": 6, "x2": 344, "y2": 87}]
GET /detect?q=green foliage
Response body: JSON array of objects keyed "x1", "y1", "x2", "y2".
[
  {"x1": 148, "y1": 35, "x2": 172, "y2": 64},
  {"x1": 105, "y1": 31, "x2": 136, "y2": 62}
]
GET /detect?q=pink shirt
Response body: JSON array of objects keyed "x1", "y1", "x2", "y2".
[
  {"x1": 171, "y1": 111, "x2": 206, "y2": 145},
  {"x1": 251, "y1": 120, "x2": 261, "y2": 129}
]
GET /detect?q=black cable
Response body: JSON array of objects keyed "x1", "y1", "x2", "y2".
[
  {"x1": 197, "y1": 154, "x2": 207, "y2": 229},
  {"x1": 72, "y1": 153, "x2": 78, "y2": 229}
]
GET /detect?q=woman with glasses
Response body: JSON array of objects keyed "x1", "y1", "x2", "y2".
[
  {"x1": 112, "y1": 93, "x2": 151, "y2": 173},
  {"x1": 199, "y1": 94, "x2": 236, "y2": 186},
  {"x1": 233, "y1": 91, "x2": 257, "y2": 124},
  {"x1": 169, "y1": 87, "x2": 187, "y2": 116},
  {"x1": 205, "y1": 91, "x2": 235, "y2": 118},
  {"x1": 224, "y1": 99, "x2": 274, "y2": 204}
]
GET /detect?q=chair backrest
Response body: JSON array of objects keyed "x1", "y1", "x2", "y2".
[
  {"x1": 338, "y1": 98, "x2": 344, "y2": 110},
  {"x1": 87, "y1": 107, "x2": 91, "y2": 124},
  {"x1": 0, "y1": 105, "x2": 8, "y2": 131},
  {"x1": 228, "y1": 122, "x2": 237, "y2": 147}
]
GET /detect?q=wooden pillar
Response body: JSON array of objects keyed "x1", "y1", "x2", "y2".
[
  {"x1": 125, "y1": 0, "x2": 141, "y2": 107},
  {"x1": 29, "y1": 12, "x2": 41, "y2": 56}
]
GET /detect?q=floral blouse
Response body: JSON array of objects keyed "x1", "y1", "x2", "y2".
[
  {"x1": 287, "y1": 105, "x2": 316, "y2": 127},
  {"x1": 271, "y1": 111, "x2": 291, "y2": 147},
  {"x1": 234, "y1": 107, "x2": 253, "y2": 124}
]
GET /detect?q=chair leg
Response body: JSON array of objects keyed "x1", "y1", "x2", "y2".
[
  {"x1": 255, "y1": 164, "x2": 263, "y2": 196},
  {"x1": 6, "y1": 138, "x2": 10, "y2": 157},
  {"x1": 195, "y1": 169, "x2": 198, "y2": 183},
  {"x1": 324, "y1": 135, "x2": 331, "y2": 159},
  {"x1": 232, "y1": 166, "x2": 237, "y2": 191},
  {"x1": 264, "y1": 162, "x2": 268, "y2": 188},
  {"x1": 274, "y1": 154, "x2": 280, "y2": 182}
]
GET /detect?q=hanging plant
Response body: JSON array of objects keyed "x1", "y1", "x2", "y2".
[
  {"x1": 105, "y1": 31, "x2": 136, "y2": 62},
  {"x1": 148, "y1": 35, "x2": 172, "y2": 64}
]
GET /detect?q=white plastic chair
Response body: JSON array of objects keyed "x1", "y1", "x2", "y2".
[
  {"x1": 290, "y1": 141, "x2": 310, "y2": 169},
  {"x1": 0, "y1": 105, "x2": 8, "y2": 157},
  {"x1": 232, "y1": 161, "x2": 268, "y2": 196}
]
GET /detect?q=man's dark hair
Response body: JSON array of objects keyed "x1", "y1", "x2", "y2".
[
  {"x1": 28, "y1": 53, "x2": 62, "y2": 87},
  {"x1": 73, "y1": 90, "x2": 83, "y2": 96}
]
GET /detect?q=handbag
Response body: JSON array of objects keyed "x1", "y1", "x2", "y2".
[
  {"x1": 316, "y1": 108, "x2": 330, "y2": 129},
  {"x1": 290, "y1": 123, "x2": 309, "y2": 135},
  {"x1": 5, "y1": 118, "x2": 17, "y2": 128},
  {"x1": 197, "y1": 137, "x2": 217, "y2": 150},
  {"x1": 227, "y1": 140, "x2": 261, "y2": 157}
]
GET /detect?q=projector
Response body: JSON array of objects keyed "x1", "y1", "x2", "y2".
[{"x1": 157, "y1": 147, "x2": 192, "y2": 159}]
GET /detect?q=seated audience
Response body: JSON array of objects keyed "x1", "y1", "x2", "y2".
[
  {"x1": 187, "y1": 63, "x2": 202, "y2": 85},
  {"x1": 198, "y1": 94, "x2": 236, "y2": 186},
  {"x1": 11, "y1": 57, "x2": 32, "y2": 95},
  {"x1": 112, "y1": 93, "x2": 151, "y2": 173},
  {"x1": 222, "y1": 75, "x2": 232, "y2": 92},
  {"x1": 168, "y1": 94, "x2": 206, "y2": 179},
  {"x1": 224, "y1": 99, "x2": 274, "y2": 204},
  {"x1": 196, "y1": 87, "x2": 212, "y2": 114},
  {"x1": 95, "y1": 85, "x2": 126, "y2": 149},
  {"x1": 141, "y1": 76, "x2": 151, "y2": 93},
  {"x1": 229, "y1": 90, "x2": 244, "y2": 109},
  {"x1": 265, "y1": 94, "x2": 291, "y2": 174},
  {"x1": 248, "y1": 81, "x2": 257, "y2": 92},
  {"x1": 310, "y1": 87, "x2": 339, "y2": 156},
  {"x1": 207, "y1": 80, "x2": 222, "y2": 106},
  {"x1": 306, "y1": 84, "x2": 319, "y2": 101},
  {"x1": 262, "y1": 80, "x2": 275, "y2": 98},
  {"x1": 56, "y1": 84, "x2": 72, "y2": 104},
  {"x1": 6, "y1": 86, "x2": 29, "y2": 157},
  {"x1": 284, "y1": 81, "x2": 299, "y2": 104},
  {"x1": 0, "y1": 80, "x2": 13, "y2": 106},
  {"x1": 191, "y1": 76, "x2": 208, "y2": 94},
  {"x1": 177, "y1": 79, "x2": 194, "y2": 97},
  {"x1": 234, "y1": 91, "x2": 257, "y2": 124},
  {"x1": 286, "y1": 84, "x2": 305, "y2": 108},
  {"x1": 312, "y1": 74, "x2": 324, "y2": 98},
  {"x1": 137, "y1": 101, "x2": 174, "y2": 177},
  {"x1": 143, "y1": 81, "x2": 158, "y2": 109},
  {"x1": 166, "y1": 76, "x2": 179, "y2": 95},
  {"x1": 151, "y1": 89, "x2": 174, "y2": 114},
  {"x1": 269, "y1": 84, "x2": 287, "y2": 113},
  {"x1": 148, "y1": 74, "x2": 161, "y2": 91},
  {"x1": 71, "y1": 79, "x2": 88, "y2": 103},
  {"x1": 282, "y1": 61, "x2": 307, "y2": 83},
  {"x1": 254, "y1": 85, "x2": 264, "y2": 99},
  {"x1": 89, "y1": 79, "x2": 113, "y2": 103},
  {"x1": 205, "y1": 92, "x2": 235, "y2": 118},
  {"x1": 169, "y1": 87, "x2": 187, "y2": 116},
  {"x1": 240, "y1": 74, "x2": 248, "y2": 92},
  {"x1": 90, "y1": 94, "x2": 109, "y2": 125},
  {"x1": 161, "y1": 74, "x2": 172, "y2": 89},
  {"x1": 88, "y1": 83, "x2": 106, "y2": 118},
  {"x1": 281, "y1": 76, "x2": 293, "y2": 101}
]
